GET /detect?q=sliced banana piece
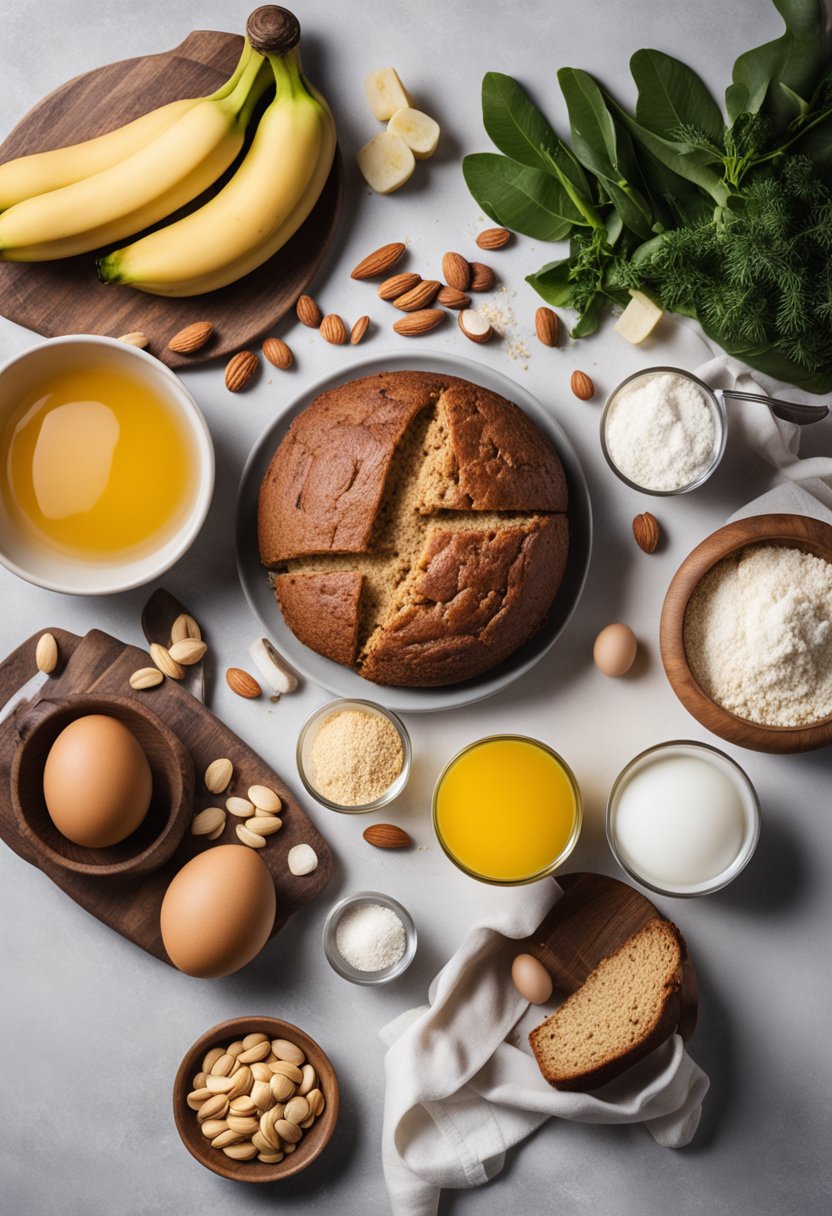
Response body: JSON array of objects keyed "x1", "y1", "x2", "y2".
[
  {"x1": 614, "y1": 290, "x2": 664, "y2": 344},
  {"x1": 364, "y1": 68, "x2": 413, "y2": 121},
  {"x1": 387, "y1": 108, "x2": 440, "y2": 160},
  {"x1": 357, "y1": 132, "x2": 415, "y2": 195},
  {"x1": 249, "y1": 637, "x2": 299, "y2": 696}
]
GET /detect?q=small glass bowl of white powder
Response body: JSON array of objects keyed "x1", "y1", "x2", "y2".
[
  {"x1": 601, "y1": 367, "x2": 727, "y2": 495},
  {"x1": 322, "y1": 891, "x2": 417, "y2": 985}
]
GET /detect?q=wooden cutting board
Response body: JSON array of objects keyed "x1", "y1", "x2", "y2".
[
  {"x1": 0, "y1": 30, "x2": 342, "y2": 368},
  {"x1": 0, "y1": 627, "x2": 333, "y2": 966}
]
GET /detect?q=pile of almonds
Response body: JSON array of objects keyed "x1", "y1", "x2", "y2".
[
  {"x1": 187, "y1": 1032, "x2": 326, "y2": 1166},
  {"x1": 130, "y1": 612, "x2": 206, "y2": 690}
]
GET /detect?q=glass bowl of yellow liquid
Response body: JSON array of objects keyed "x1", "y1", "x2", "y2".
[
  {"x1": 0, "y1": 335, "x2": 214, "y2": 594},
  {"x1": 432, "y1": 735, "x2": 582, "y2": 885}
]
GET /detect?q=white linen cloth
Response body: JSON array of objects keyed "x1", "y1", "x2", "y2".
[{"x1": 380, "y1": 881, "x2": 709, "y2": 1216}]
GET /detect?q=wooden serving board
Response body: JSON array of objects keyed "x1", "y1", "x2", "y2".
[
  {"x1": 523, "y1": 871, "x2": 698, "y2": 1040},
  {"x1": 0, "y1": 627, "x2": 333, "y2": 965},
  {"x1": 0, "y1": 30, "x2": 341, "y2": 367}
]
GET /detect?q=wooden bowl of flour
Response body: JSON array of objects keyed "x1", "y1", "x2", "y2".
[{"x1": 660, "y1": 513, "x2": 832, "y2": 753}]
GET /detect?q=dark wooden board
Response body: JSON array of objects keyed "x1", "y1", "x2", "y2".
[
  {"x1": 0, "y1": 627, "x2": 333, "y2": 966},
  {"x1": 522, "y1": 871, "x2": 698, "y2": 1041},
  {"x1": 0, "y1": 30, "x2": 341, "y2": 368}
]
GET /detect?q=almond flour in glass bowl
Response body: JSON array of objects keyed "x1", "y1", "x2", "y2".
[
  {"x1": 296, "y1": 698, "x2": 411, "y2": 814},
  {"x1": 600, "y1": 366, "x2": 727, "y2": 495}
]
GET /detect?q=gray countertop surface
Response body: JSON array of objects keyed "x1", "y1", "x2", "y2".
[{"x1": 1, "y1": 2, "x2": 830, "y2": 1213}]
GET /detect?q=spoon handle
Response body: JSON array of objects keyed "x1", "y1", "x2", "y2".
[{"x1": 721, "y1": 388, "x2": 829, "y2": 425}]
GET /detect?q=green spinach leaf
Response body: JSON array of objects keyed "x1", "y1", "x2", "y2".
[
  {"x1": 462, "y1": 153, "x2": 584, "y2": 240},
  {"x1": 631, "y1": 49, "x2": 725, "y2": 142},
  {"x1": 725, "y1": 0, "x2": 825, "y2": 128}
]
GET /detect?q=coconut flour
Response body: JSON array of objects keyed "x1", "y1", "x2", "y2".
[
  {"x1": 605, "y1": 371, "x2": 717, "y2": 491},
  {"x1": 684, "y1": 544, "x2": 832, "y2": 726}
]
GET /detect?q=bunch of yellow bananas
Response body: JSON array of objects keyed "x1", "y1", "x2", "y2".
[{"x1": 0, "y1": 7, "x2": 336, "y2": 297}]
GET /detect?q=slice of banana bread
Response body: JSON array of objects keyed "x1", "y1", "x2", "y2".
[{"x1": 529, "y1": 918, "x2": 684, "y2": 1092}]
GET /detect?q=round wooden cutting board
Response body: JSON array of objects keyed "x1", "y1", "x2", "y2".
[{"x1": 0, "y1": 30, "x2": 342, "y2": 367}]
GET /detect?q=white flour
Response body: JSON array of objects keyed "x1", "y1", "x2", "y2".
[
  {"x1": 605, "y1": 371, "x2": 717, "y2": 491},
  {"x1": 684, "y1": 544, "x2": 832, "y2": 726},
  {"x1": 335, "y1": 903, "x2": 406, "y2": 972}
]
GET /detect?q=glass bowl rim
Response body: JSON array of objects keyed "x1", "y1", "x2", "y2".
[{"x1": 321, "y1": 889, "x2": 418, "y2": 985}]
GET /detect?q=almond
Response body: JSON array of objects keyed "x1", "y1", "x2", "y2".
[
  {"x1": 226, "y1": 667, "x2": 261, "y2": 698},
  {"x1": 205, "y1": 758, "x2": 233, "y2": 794},
  {"x1": 35, "y1": 631, "x2": 58, "y2": 674},
  {"x1": 351, "y1": 241, "x2": 406, "y2": 280},
  {"x1": 458, "y1": 309, "x2": 493, "y2": 344},
  {"x1": 632, "y1": 512, "x2": 661, "y2": 554},
  {"x1": 129, "y1": 666, "x2": 164, "y2": 691},
  {"x1": 150, "y1": 642, "x2": 185, "y2": 680},
  {"x1": 393, "y1": 279, "x2": 440, "y2": 311},
  {"x1": 442, "y1": 251, "x2": 471, "y2": 292},
  {"x1": 570, "y1": 370, "x2": 595, "y2": 400},
  {"x1": 170, "y1": 613, "x2": 202, "y2": 644},
  {"x1": 296, "y1": 295, "x2": 322, "y2": 327},
  {"x1": 363, "y1": 824, "x2": 413, "y2": 849},
  {"x1": 168, "y1": 638, "x2": 208, "y2": 666},
  {"x1": 378, "y1": 272, "x2": 420, "y2": 301},
  {"x1": 225, "y1": 350, "x2": 258, "y2": 392},
  {"x1": 350, "y1": 316, "x2": 370, "y2": 345},
  {"x1": 436, "y1": 285, "x2": 471, "y2": 310},
  {"x1": 320, "y1": 314, "x2": 347, "y2": 345},
  {"x1": 476, "y1": 227, "x2": 511, "y2": 250},
  {"x1": 262, "y1": 337, "x2": 293, "y2": 369},
  {"x1": 168, "y1": 321, "x2": 213, "y2": 354},
  {"x1": 118, "y1": 331, "x2": 149, "y2": 349},
  {"x1": 535, "y1": 307, "x2": 559, "y2": 348},
  {"x1": 393, "y1": 309, "x2": 445, "y2": 336},
  {"x1": 469, "y1": 262, "x2": 496, "y2": 292}
]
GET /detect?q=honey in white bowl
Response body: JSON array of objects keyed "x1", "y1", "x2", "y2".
[{"x1": 1, "y1": 364, "x2": 197, "y2": 562}]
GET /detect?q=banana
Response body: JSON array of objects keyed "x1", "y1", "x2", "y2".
[
  {"x1": 0, "y1": 41, "x2": 256, "y2": 212},
  {"x1": 96, "y1": 43, "x2": 336, "y2": 297},
  {"x1": 0, "y1": 43, "x2": 272, "y2": 261}
]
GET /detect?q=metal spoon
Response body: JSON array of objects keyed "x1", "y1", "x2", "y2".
[{"x1": 721, "y1": 388, "x2": 829, "y2": 426}]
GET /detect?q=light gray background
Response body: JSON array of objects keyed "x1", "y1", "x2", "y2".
[{"x1": 1, "y1": 2, "x2": 830, "y2": 1213}]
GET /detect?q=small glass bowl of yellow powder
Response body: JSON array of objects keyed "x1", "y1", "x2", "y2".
[{"x1": 297, "y1": 699, "x2": 411, "y2": 813}]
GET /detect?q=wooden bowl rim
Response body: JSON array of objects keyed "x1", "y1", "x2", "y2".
[
  {"x1": 172, "y1": 1016, "x2": 339, "y2": 1183},
  {"x1": 660, "y1": 512, "x2": 832, "y2": 752},
  {"x1": 10, "y1": 692, "x2": 194, "y2": 875}
]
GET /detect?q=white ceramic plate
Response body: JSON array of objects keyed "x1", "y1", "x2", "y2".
[{"x1": 235, "y1": 351, "x2": 592, "y2": 714}]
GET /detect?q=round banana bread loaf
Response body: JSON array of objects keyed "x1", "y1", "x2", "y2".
[{"x1": 257, "y1": 370, "x2": 570, "y2": 687}]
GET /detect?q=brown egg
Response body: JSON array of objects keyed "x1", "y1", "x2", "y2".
[
  {"x1": 160, "y1": 845, "x2": 276, "y2": 978},
  {"x1": 593, "y1": 623, "x2": 638, "y2": 677},
  {"x1": 511, "y1": 953, "x2": 554, "y2": 1005},
  {"x1": 42, "y1": 714, "x2": 152, "y2": 847}
]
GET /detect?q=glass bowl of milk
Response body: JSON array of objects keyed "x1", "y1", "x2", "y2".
[{"x1": 605, "y1": 740, "x2": 760, "y2": 897}]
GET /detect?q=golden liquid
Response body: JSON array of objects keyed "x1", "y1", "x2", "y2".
[
  {"x1": 435, "y1": 738, "x2": 578, "y2": 883},
  {"x1": 1, "y1": 366, "x2": 196, "y2": 561}
]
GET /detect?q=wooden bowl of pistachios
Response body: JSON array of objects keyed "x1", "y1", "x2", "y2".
[{"x1": 173, "y1": 1016, "x2": 339, "y2": 1183}]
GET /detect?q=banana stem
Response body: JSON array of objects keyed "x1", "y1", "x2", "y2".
[
  {"x1": 224, "y1": 43, "x2": 273, "y2": 125},
  {"x1": 208, "y1": 39, "x2": 254, "y2": 101},
  {"x1": 268, "y1": 46, "x2": 313, "y2": 103}
]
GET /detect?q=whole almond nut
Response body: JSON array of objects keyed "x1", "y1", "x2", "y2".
[
  {"x1": 436, "y1": 285, "x2": 471, "y2": 310},
  {"x1": 205, "y1": 757, "x2": 233, "y2": 793},
  {"x1": 226, "y1": 796, "x2": 255, "y2": 818},
  {"x1": 350, "y1": 315, "x2": 370, "y2": 345},
  {"x1": 296, "y1": 294, "x2": 322, "y2": 327},
  {"x1": 351, "y1": 241, "x2": 406, "y2": 280},
  {"x1": 320, "y1": 314, "x2": 347, "y2": 345},
  {"x1": 458, "y1": 309, "x2": 493, "y2": 344},
  {"x1": 170, "y1": 613, "x2": 201, "y2": 644},
  {"x1": 393, "y1": 279, "x2": 440, "y2": 311},
  {"x1": 393, "y1": 308, "x2": 445, "y2": 336},
  {"x1": 535, "y1": 307, "x2": 559, "y2": 347},
  {"x1": 226, "y1": 667, "x2": 261, "y2": 698},
  {"x1": 225, "y1": 350, "x2": 258, "y2": 392},
  {"x1": 150, "y1": 642, "x2": 185, "y2": 680},
  {"x1": 248, "y1": 785, "x2": 282, "y2": 813},
  {"x1": 633, "y1": 512, "x2": 661, "y2": 554},
  {"x1": 192, "y1": 806, "x2": 226, "y2": 837},
  {"x1": 129, "y1": 666, "x2": 164, "y2": 691},
  {"x1": 469, "y1": 262, "x2": 496, "y2": 292},
  {"x1": 118, "y1": 331, "x2": 149, "y2": 349},
  {"x1": 250, "y1": 814, "x2": 282, "y2": 836},
  {"x1": 237, "y1": 823, "x2": 267, "y2": 848},
  {"x1": 168, "y1": 638, "x2": 207, "y2": 666},
  {"x1": 35, "y1": 632, "x2": 58, "y2": 674},
  {"x1": 378, "y1": 272, "x2": 420, "y2": 301},
  {"x1": 442, "y1": 251, "x2": 471, "y2": 291},
  {"x1": 476, "y1": 227, "x2": 511, "y2": 250},
  {"x1": 571, "y1": 370, "x2": 595, "y2": 400},
  {"x1": 363, "y1": 823, "x2": 413, "y2": 849},
  {"x1": 262, "y1": 337, "x2": 293, "y2": 369},
  {"x1": 168, "y1": 321, "x2": 213, "y2": 353}
]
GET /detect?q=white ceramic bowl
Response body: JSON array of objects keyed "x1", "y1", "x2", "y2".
[{"x1": 0, "y1": 335, "x2": 214, "y2": 595}]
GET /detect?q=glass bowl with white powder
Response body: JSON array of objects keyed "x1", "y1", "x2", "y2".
[
  {"x1": 297, "y1": 698, "x2": 412, "y2": 814},
  {"x1": 600, "y1": 367, "x2": 727, "y2": 495},
  {"x1": 322, "y1": 891, "x2": 417, "y2": 985}
]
